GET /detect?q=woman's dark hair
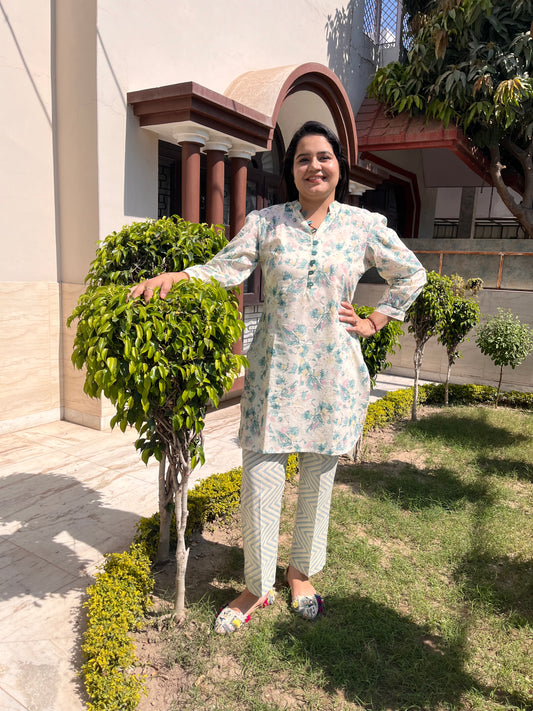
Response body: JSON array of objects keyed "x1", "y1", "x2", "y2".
[{"x1": 280, "y1": 121, "x2": 350, "y2": 203}]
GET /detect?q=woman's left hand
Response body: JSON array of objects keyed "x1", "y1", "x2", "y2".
[{"x1": 338, "y1": 301, "x2": 378, "y2": 338}]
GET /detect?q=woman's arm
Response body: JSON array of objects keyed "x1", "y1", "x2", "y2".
[
  {"x1": 127, "y1": 271, "x2": 189, "y2": 302},
  {"x1": 339, "y1": 301, "x2": 392, "y2": 337}
]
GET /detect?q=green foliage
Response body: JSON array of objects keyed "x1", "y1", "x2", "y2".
[
  {"x1": 363, "y1": 382, "x2": 533, "y2": 436},
  {"x1": 363, "y1": 387, "x2": 421, "y2": 434},
  {"x1": 134, "y1": 454, "x2": 299, "y2": 561},
  {"x1": 85, "y1": 216, "x2": 227, "y2": 287},
  {"x1": 476, "y1": 308, "x2": 533, "y2": 369},
  {"x1": 369, "y1": 0, "x2": 533, "y2": 235},
  {"x1": 438, "y1": 274, "x2": 482, "y2": 366},
  {"x1": 68, "y1": 279, "x2": 246, "y2": 467},
  {"x1": 405, "y1": 271, "x2": 452, "y2": 419},
  {"x1": 405, "y1": 271, "x2": 453, "y2": 347},
  {"x1": 82, "y1": 544, "x2": 154, "y2": 711},
  {"x1": 188, "y1": 467, "x2": 243, "y2": 531},
  {"x1": 69, "y1": 215, "x2": 248, "y2": 612},
  {"x1": 355, "y1": 304, "x2": 404, "y2": 387},
  {"x1": 423, "y1": 382, "x2": 533, "y2": 409}
]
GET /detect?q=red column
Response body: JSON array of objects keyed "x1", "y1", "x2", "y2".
[
  {"x1": 206, "y1": 144, "x2": 229, "y2": 227},
  {"x1": 179, "y1": 137, "x2": 205, "y2": 222},
  {"x1": 228, "y1": 150, "x2": 254, "y2": 374},
  {"x1": 230, "y1": 154, "x2": 250, "y2": 237}
]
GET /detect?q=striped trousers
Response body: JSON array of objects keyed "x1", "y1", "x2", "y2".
[{"x1": 241, "y1": 449, "x2": 338, "y2": 597}]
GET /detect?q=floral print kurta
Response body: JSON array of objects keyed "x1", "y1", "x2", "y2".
[{"x1": 185, "y1": 201, "x2": 426, "y2": 455}]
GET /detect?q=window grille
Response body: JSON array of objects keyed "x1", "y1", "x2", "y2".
[{"x1": 364, "y1": 0, "x2": 401, "y2": 48}]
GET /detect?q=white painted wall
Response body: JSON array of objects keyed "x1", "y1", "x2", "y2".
[
  {"x1": 435, "y1": 186, "x2": 519, "y2": 220},
  {"x1": 0, "y1": 1, "x2": 57, "y2": 282},
  {"x1": 95, "y1": 0, "x2": 359, "y2": 242}
]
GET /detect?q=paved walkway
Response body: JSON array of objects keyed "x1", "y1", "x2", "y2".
[{"x1": 0, "y1": 373, "x2": 418, "y2": 711}]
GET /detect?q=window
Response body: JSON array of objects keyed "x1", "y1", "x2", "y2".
[{"x1": 363, "y1": 0, "x2": 402, "y2": 49}]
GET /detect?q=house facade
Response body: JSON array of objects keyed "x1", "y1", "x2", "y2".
[{"x1": 1, "y1": 0, "x2": 531, "y2": 435}]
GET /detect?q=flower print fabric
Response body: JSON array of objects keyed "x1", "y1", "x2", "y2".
[{"x1": 185, "y1": 201, "x2": 426, "y2": 456}]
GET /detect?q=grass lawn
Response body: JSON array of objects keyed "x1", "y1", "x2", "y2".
[{"x1": 134, "y1": 405, "x2": 533, "y2": 711}]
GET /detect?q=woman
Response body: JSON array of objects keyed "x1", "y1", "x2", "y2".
[{"x1": 129, "y1": 121, "x2": 426, "y2": 634}]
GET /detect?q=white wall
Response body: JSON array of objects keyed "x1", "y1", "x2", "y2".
[
  {"x1": 435, "y1": 186, "x2": 519, "y2": 220},
  {"x1": 95, "y1": 0, "x2": 357, "y2": 240},
  {"x1": 0, "y1": 1, "x2": 57, "y2": 282}
]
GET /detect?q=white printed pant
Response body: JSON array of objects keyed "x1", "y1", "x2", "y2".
[{"x1": 241, "y1": 449, "x2": 338, "y2": 597}]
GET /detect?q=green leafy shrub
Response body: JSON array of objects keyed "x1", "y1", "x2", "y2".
[
  {"x1": 476, "y1": 309, "x2": 533, "y2": 405},
  {"x1": 85, "y1": 216, "x2": 227, "y2": 287},
  {"x1": 423, "y1": 383, "x2": 533, "y2": 410},
  {"x1": 437, "y1": 275, "x2": 482, "y2": 405},
  {"x1": 69, "y1": 216, "x2": 247, "y2": 614},
  {"x1": 405, "y1": 271, "x2": 453, "y2": 419},
  {"x1": 363, "y1": 388, "x2": 417, "y2": 434},
  {"x1": 188, "y1": 467, "x2": 243, "y2": 531},
  {"x1": 82, "y1": 544, "x2": 154, "y2": 711},
  {"x1": 355, "y1": 304, "x2": 404, "y2": 387}
]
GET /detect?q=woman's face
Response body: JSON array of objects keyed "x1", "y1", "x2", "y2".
[{"x1": 292, "y1": 133, "x2": 340, "y2": 206}]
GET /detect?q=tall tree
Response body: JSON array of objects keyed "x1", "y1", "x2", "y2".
[
  {"x1": 369, "y1": 0, "x2": 533, "y2": 237},
  {"x1": 68, "y1": 217, "x2": 246, "y2": 617}
]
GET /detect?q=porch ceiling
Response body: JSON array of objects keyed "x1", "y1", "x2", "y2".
[{"x1": 356, "y1": 99, "x2": 491, "y2": 188}]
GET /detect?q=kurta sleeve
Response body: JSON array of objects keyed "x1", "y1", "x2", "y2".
[
  {"x1": 184, "y1": 211, "x2": 261, "y2": 288},
  {"x1": 364, "y1": 212, "x2": 427, "y2": 321}
]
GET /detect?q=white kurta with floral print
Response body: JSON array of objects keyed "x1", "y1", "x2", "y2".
[{"x1": 185, "y1": 201, "x2": 426, "y2": 455}]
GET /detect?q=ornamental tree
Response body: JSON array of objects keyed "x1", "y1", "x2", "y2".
[
  {"x1": 475, "y1": 308, "x2": 533, "y2": 405},
  {"x1": 68, "y1": 217, "x2": 246, "y2": 617},
  {"x1": 405, "y1": 271, "x2": 453, "y2": 420},
  {"x1": 437, "y1": 275, "x2": 483, "y2": 405},
  {"x1": 370, "y1": 0, "x2": 533, "y2": 236}
]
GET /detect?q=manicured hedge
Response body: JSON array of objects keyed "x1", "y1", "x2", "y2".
[{"x1": 81, "y1": 544, "x2": 153, "y2": 711}]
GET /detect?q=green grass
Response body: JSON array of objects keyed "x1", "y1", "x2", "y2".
[{"x1": 139, "y1": 405, "x2": 533, "y2": 711}]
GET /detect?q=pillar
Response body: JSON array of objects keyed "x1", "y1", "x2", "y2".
[
  {"x1": 228, "y1": 149, "x2": 255, "y2": 366},
  {"x1": 205, "y1": 141, "x2": 231, "y2": 227},
  {"x1": 175, "y1": 131, "x2": 207, "y2": 223},
  {"x1": 229, "y1": 149, "x2": 254, "y2": 237}
]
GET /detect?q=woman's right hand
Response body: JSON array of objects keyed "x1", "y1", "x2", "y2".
[{"x1": 127, "y1": 271, "x2": 189, "y2": 302}]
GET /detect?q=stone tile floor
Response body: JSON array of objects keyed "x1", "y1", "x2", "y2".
[{"x1": 0, "y1": 374, "x2": 417, "y2": 710}]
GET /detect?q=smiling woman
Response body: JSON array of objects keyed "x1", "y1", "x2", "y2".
[
  {"x1": 292, "y1": 135, "x2": 340, "y2": 218},
  {"x1": 128, "y1": 120, "x2": 427, "y2": 635}
]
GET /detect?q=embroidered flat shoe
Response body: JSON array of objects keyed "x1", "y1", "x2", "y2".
[
  {"x1": 214, "y1": 589, "x2": 276, "y2": 635},
  {"x1": 291, "y1": 593, "x2": 324, "y2": 620}
]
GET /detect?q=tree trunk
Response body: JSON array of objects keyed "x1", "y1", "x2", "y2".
[
  {"x1": 174, "y1": 471, "x2": 190, "y2": 618},
  {"x1": 445, "y1": 360, "x2": 452, "y2": 406},
  {"x1": 351, "y1": 433, "x2": 363, "y2": 462},
  {"x1": 156, "y1": 454, "x2": 172, "y2": 564},
  {"x1": 489, "y1": 143, "x2": 533, "y2": 238},
  {"x1": 496, "y1": 365, "x2": 504, "y2": 407},
  {"x1": 412, "y1": 341, "x2": 425, "y2": 421}
]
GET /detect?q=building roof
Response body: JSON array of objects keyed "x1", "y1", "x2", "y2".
[{"x1": 356, "y1": 99, "x2": 491, "y2": 188}]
